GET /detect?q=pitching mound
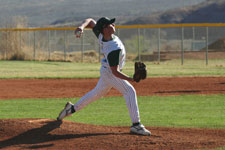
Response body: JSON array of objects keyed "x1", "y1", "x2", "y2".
[
  {"x1": 1, "y1": 77, "x2": 225, "y2": 149},
  {"x1": 0, "y1": 119, "x2": 225, "y2": 150}
]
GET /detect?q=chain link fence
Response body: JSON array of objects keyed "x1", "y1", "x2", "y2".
[{"x1": 0, "y1": 24, "x2": 225, "y2": 64}]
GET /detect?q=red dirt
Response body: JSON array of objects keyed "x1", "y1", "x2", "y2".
[
  {"x1": 0, "y1": 77, "x2": 225, "y2": 150},
  {"x1": 0, "y1": 77, "x2": 225, "y2": 99}
]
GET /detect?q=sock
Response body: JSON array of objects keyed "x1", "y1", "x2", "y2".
[
  {"x1": 132, "y1": 122, "x2": 140, "y2": 126},
  {"x1": 71, "y1": 106, "x2": 76, "y2": 113}
]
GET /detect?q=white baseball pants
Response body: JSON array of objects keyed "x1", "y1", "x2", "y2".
[{"x1": 74, "y1": 66, "x2": 140, "y2": 124}]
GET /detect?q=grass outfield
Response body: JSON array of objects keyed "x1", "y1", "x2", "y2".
[
  {"x1": 0, "y1": 59, "x2": 225, "y2": 78},
  {"x1": 0, "y1": 95, "x2": 224, "y2": 128},
  {"x1": 0, "y1": 60, "x2": 224, "y2": 129}
]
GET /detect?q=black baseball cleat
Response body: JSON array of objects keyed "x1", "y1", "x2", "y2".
[
  {"x1": 130, "y1": 124, "x2": 151, "y2": 136},
  {"x1": 57, "y1": 102, "x2": 75, "y2": 121}
]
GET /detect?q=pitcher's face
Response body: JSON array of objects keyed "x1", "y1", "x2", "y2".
[{"x1": 103, "y1": 23, "x2": 115, "y2": 34}]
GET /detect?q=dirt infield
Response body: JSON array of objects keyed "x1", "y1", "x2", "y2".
[
  {"x1": 1, "y1": 77, "x2": 225, "y2": 99},
  {"x1": 0, "y1": 77, "x2": 225, "y2": 150}
]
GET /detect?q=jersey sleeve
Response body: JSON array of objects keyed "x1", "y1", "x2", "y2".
[
  {"x1": 107, "y1": 49, "x2": 121, "y2": 67},
  {"x1": 92, "y1": 26, "x2": 100, "y2": 38}
]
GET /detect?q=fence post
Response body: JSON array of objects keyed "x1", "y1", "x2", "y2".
[
  {"x1": 5, "y1": 31, "x2": 8, "y2": 60},
  {"x1": 192, "y1": 27, "x2": 195, "y2": 51},
  {"x1": 158, "y1": 28, "x2": 161, "y2": 62},
  {"x1": 138, "y1": 28, "x2": 141, "y2": 61},
  {"x1": 181, "y1": 27, "x2": 184, "y2": 65},
  {"x1": 47, "y1": 30, "x2": 50, "y2": 60},
  {"x1": 206, "y1": 27, "x2": 209, "y2": 65},
  {"x1": 81, "y1": 31, "x2": 84, "y2": 62},
  {"x1": 143, "y1": 28, "x2": 145, "y2": 51},
  {"x1": 54, "y1": 30, "x2": 56, "y2": 53},
  {"x1": 28, "y1": 30, "x2": 31, "y2": 49},
  {"x1": 117, "y1": 28, "x2": 120, "y2": 37},
  {"x1": 20, "y1": 31, "x2": 22, "y2": 53},
  {"x1": 64, "y1": 30, "x2": 67, "y2": 61},
  {"x1": 33, "y1": 31, "x2": 36, "y2": 60}
]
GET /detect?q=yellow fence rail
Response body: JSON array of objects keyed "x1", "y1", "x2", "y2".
[{"x1": 1, "y1": 23, "x2": 225, "y2": 31}]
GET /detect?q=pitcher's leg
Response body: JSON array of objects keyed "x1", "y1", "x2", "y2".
[
  {"x1": 123, "y1": 83, "x2": 140, "y2": 123},
  {"x1": 74, "y1": 77, "x2": 111, "y2": 111},
  {"x1": 108, "y1": 76, "x2": 140, "y2": 123},
  {"x1": 107, "y1": 77, "x2": 151, "y2": 136}
]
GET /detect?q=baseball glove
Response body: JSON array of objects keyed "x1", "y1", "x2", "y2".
[{"x1": 133, "y1": 62, "x2": 147, "y2": 82}]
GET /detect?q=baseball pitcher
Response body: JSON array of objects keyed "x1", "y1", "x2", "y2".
[{"x1": 57, "y1": 17, "x2": 150, "y2": 136}]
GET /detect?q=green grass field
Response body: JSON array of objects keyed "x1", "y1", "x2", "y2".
[
  {"x1": 0, "y1": 95, "x2": 224, "y2": 128},
  {"x1": 0, "y1": 60, "x2": 224, "y2": 129},
  {"x1": 0, "y1": 59, "x2": 225, "y2": 78}
]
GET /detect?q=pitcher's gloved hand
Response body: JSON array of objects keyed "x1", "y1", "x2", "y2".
[{"x1": 133, "y1": 62, "x2": 147, "y2": 82}]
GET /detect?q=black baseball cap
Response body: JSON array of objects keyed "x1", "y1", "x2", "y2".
[{"x1": 95, "y1": 17, "x2": 116, "y2": 32}]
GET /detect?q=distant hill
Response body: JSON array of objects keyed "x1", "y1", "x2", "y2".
[
  {"x1": 124, "y1": 0, "x2": 225, "y2": 25},
  {"x1": 1, "y1": 0, "x2": 225, "y2": 27},
  {"x1": 0, "y1": 0, "x2": 205, "y2": 27}
]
